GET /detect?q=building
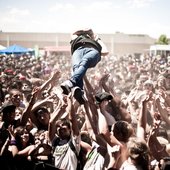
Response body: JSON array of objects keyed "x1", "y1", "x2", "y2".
[
  {"x1": 150, "y1": 44, "x2": 170, "y2": 57},
  {"x1": 0, "y1": 32, "x2": 156, "y2": 57}
]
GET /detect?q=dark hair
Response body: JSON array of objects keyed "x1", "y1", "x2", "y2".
[
  {"x1": 34, "y1": 107, "x2": 49, "y2": 116},
  {"x1": 15, "y1": 126, "x2": 34, "y2": 150},
  {"x1": 112, "y1": 121, "x2": 133, "y2": 143},
  {"x1": 33, "y1": 107, "x2": 50, "y2": 130},
  {"x1": 81, "y1": 132, "x2": 92, "y2": 146},
  {"x1": 1, "y1": 102, "x2": 16, "y2": 122},
  {"x1": 160, "y1": 157, "x2": 170, "y2": 170},
  {"x1": 55, "y1": 118, "x2": 71, "y2": 129},
  {"x1": 2, "y1": 105, "x2": 16, "y2": 115}
]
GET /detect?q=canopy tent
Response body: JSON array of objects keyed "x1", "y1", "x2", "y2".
[
  {"x1": 0, "y1": 44, "x2": 34, "y2": 55},
  {"x1": 0, "y1": 45, "x2": 6, "y2": 50}
]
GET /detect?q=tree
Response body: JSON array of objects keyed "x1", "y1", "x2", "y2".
[{"x1": 156, "y1": 34, "x2": 169, "y2": 45}]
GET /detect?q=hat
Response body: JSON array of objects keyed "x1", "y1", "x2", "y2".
[
  {"x1": 143, "y1": 80, "x2": 154, "y2": 86},
  {"x1": 1, "y1": 101, "x2": 16, "y2": 114},
  {"x1": 95, "y1": 92, "x2": 113, "y2": 104}
]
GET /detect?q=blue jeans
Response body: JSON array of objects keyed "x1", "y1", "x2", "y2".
[{"x1": 70, "y1": 46, "x2": 101, "y2": 89}]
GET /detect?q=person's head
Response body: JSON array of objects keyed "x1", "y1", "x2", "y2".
[
  {"x1": 111, "y1": 120, "x2": 134, "y2": 143},
  {"x1": 55, "y1": 118, "x2": 71, "y2": 140},
  {"x1": 136, "y1": 79, "x2": 144, "y2": 89},
  {"x1": 143, "y1": 80, "x2": 154, "y2": 91},
  {"x1": 157, "y1": 157, "x2": 170, "y2": 170},
  {"x1": 127, "y1": 137, "x2": 150, "y2": 170},
  {"x1": 1, "y1": 101, "x2": 16, "y2": 125},
  {"x1": 34, "y1": 107, "x2": 50, "y2": 129},
  {"x1": 21, "y1": 80, "x2": 32, "y2": 94},
  {"x1": 15, "y1": 126, "x2": 34, "y2": 150},
  {"x1": 4, "y1": 94, "x2": 11, "y2": 102},
  {"x1": 157, "y1": 76, "x2": 166, "y2": 89},
  {"x1": 34, "y1": 130, "x2": 47, "y2": 145},
  {"x1": 76, "y1": 109, "x2": 85, "y2": 130},
  {"x1": 95, "y1": 92, "x2": 114, "y2": 115},
  {"x1": 80, "y1": 131, "x2": 92, "y2": 146},
  {"x1": 9, "y1": 89, "x2": 22, "y2": 107}
]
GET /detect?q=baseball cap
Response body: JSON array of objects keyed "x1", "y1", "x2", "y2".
[
  {"x1": 95, "y1": 92, "x2": 113, "y2": 104},
  {"x1": 1, "y1": 101, "x2": 16, "y2": 114}
]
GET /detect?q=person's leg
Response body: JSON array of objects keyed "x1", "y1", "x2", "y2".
[
  {"x1": 71, "y1": 47, "x2": 101, "y2": 89},
  {"x1": 71, "y1": 47, "x2": 100, "y2": 104},
  {"x1": 60, "y1": 47, "x2": 100, "y2": 98},
  {"x1": 60, "y1": 47, "x2": 84, "y2": 95}
]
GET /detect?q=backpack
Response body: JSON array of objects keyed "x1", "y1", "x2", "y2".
[{"x1": 70, "y1": 34, "x2": 102, "y2": 54}]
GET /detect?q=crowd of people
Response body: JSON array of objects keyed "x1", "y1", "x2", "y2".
[{"x1": 0, "y1": 29, "x2": 170, "y2": 170}]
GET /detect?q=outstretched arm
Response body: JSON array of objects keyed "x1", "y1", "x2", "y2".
[
  {"x1": 20, "y1": 86, "x2": 39, "y2": 126},
  {"x1": 99, "y1": 73, "x2": 131, "y2": 122},
  {"x1": 67, "y1": 94, "x2": 79, "y2": 136},
  {"x1": 48, "y1": 102, "x2": 67, "y2": 142},
  {"x1": 36, "y1": 70, "x2": 61, "y2": 100},
  {"x1": 155, "y1": 94, "x2": 170, "y2": 126},
  {"x1": 147, "y1": 114, "x2": 169, "y2": 161},
  {"x1": 137, "y1": 92, "x2": 153, "y2": 140}
]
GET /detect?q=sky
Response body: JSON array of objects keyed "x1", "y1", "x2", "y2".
[{"x1": 0, "y1": 0, "x2": 170, "y2": 39}]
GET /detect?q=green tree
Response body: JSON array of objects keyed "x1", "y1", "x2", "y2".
[{"x1": 156, "y1": 34, "x2": 169, "y2": 45}]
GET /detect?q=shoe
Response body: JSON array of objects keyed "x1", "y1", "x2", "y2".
[
  {"x1": 73, "y1": 87, "x2": 86, "y2": 104},
  {"x1": 60, "y1": 80, "x2": 73, "y2": 95}
]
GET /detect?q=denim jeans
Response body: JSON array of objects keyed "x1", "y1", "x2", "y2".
[{"x1": 70, "y1": 46, "x2": 101, "y2": 89}]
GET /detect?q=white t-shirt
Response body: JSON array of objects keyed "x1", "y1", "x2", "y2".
[
  {"x1": 83, "y1": 142, "x2": 105, "y2": 170},
  {"x1": 120, "y1": 160, "x2": 142, "y2": 170},
  {"x1": 53, "y1": 135, "x2": 81, "y2": 170}
]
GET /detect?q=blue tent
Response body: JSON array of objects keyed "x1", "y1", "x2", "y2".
[{"x1": 0, "y1": 44, "x2": 34, "y2": 54}]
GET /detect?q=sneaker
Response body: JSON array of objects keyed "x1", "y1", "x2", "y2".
[
  {"x1": 60, "y1": 80, "x2": 73, "y2": 95},
  {"x1": 73, "y1": 87, "x2": 86, "y2": 104}
]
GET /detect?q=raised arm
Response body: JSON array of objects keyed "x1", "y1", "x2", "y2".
[
  {"x1": 97, "y1": 107, "x2": 121, "y2": 147},
  {"x1": 48, "y1": 102, "x2": 67, "y2": 142},
  {"x1": 147, "y1": 114, "x2": 169, "y2": 161},
  {"x1": 83, "y1": 75, "x2": 99, "y2": 128},
  {"x1": 41, "y1": 70, "x2": 60, "y2": 90},
  {"x1": 137, "y1": 92, "x2": 153, "y2": 140},
  {"x1": 99, "y1": 73, "x2": 131, "y2": 122},
  {"x1": 36, "y1": 70, "x2": 61, "y2": 100},
  {"x1": 155, "y1": 94, "x2": 170, "y2": 126},
  {"x1": 67, "y1": 93, "x2": 79, "y2": 136},
  {"x1": 20, "y1": 86, "x2": 39, "y2": 126}
]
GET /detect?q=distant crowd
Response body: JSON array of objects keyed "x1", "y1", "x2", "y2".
[{"x1": 0, "y1": 51, "x2": 170, "y2": 170}]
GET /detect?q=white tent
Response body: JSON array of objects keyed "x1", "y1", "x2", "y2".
[
  {"x1": 150, "y1": 45, "x2": 170, "y2": 56},
  {"x1": 0, "y1": 45, "x2": 6, "y2": 50}
]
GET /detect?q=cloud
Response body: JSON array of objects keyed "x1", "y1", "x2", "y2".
[
  {"x1": 0, "y1": 7, "x2": 31, "y2": 31},
  {"x1": 87, "y1": 1, "x2": 113, "y2": 10},
  {"x1": 9, "y1": 7, "x2": 30, "y2": 16},
  {"x1": 127, "y1": 0, "x2": 154, "y2": 8},
  {"x1": 1, "y1": 7, "x2": 30, "y2": 23},
  {"x1": 49, "y1": 3, "x2": 74, "y2": 12}
]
